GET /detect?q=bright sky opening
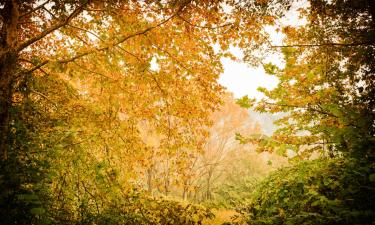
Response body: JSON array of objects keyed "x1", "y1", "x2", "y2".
[{"x1": 219, "y1": 0, "x2": 308, "y2": 100}]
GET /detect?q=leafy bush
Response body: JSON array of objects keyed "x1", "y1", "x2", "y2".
[
  {"x1": 237, "y1": 158, "x2": 375, "y2": 225},
  {"x1": 78, "y1": 195, "x2": 214, "y2": 225},
  {"x1": 140, "y1": 198, "x2": 214, "y2": 225},
  {"x1": 208, "y1": 176, "x2": 258, "y2": 209}
]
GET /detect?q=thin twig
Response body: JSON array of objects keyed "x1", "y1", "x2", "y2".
[{"x1": 19, "y1": 0, "x2": 50, "y2": 18}]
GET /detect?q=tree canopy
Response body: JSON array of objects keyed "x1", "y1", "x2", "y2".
[
  {"x1": 0, "y1": 0, "x2": 374, "y2": 224},
  {"x1": 0, "y1": 0, "x2": 275, "y2": 223},
  {"x1": 238, "y1": 0, "x2": 375, "y2": 160}
]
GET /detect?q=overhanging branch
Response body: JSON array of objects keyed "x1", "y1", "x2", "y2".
[
  {"x1": 19, "y1": 0, "x2": 50, "y2": 18},
  {"x1": 271, "y1": 40, "x2": 375, "y2": 48},
  {"x1": 16, "y1": 2, "x2": 88, "y2": 52},
  {"x1": 19, "y1": 2, "x2": 188, "y2": 72}
]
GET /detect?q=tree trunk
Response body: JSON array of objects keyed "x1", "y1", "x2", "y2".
[
  {"x1": 0, "y1": 0, "x2": 19, "y2": 161},
  {"x1": 369, "y1": 0, "x2": 375, "y2": 29},
  {"x1": 0, "y1": 51, "x2": 17, "y2": 160},
  {"x1": 164, "y1": 176, "x2": 169, "y2": 196},
  {"x1": 182, "y1": 181, "x2": 188, "y2": 200},
  {"x1": 182, "y1": 187, "x2": 186, "y2": 200},
  {"x1": 146, "y1": 167, "x2": 154, "y2": 195},
  {"x1": 206, "y1": 169, "x2": 212, "y2": 200}
]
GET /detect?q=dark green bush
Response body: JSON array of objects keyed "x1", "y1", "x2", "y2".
[{"x1": 237, "y1": 158, "x2": 375, "y2": 225}]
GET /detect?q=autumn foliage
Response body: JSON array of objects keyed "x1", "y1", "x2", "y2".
[{"x1": 0, "y1": 0, "x2": 374, "y2": 224}]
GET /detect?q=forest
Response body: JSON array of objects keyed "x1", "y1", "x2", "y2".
[{"x1": 0, "y1": 0, "x2": 374, "y2": 224}]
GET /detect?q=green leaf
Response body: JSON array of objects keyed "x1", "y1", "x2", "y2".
[
  {"x1": 369, "y1": 174, "x2": 375, "y2": 182},
  {"x1": 263, "y1": 63, "x2": 278, "y2": 75},
  {"x1": 30, "y1": 207, "x2": 45, "y2": 215},
  {"x1": 236, "y1": 95, "x2": 255, "y2": 109}
]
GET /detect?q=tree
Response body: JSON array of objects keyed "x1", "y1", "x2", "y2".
[
  {"x1": 0, "y1": 1, "x2": 281, "y2": 223},
  {"x1": 0, "y1": 0, "x2": 285, "y2": 160},
  {"x1": 192, "y1": 93, "x2": 259, "y2": 201},
  {"x1": 0, "y1": 0, "x2": 220, "y2": 223},
  {"x1": 0, "y1": 0, "x2": 204, "y2": 159},
  {"x1": 238, "y1": 0, "x2": 375, "y2": 159},
  {"x1": 232, "y1": 1, "x2": 375, "y2": 224},
  {"x1": 237, "y1": 157, "x2": 375, "y2": 225}
]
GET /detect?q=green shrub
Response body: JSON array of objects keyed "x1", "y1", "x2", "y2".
[
  {"x1": 208, "y1": 176, "x2": 258, "y2": 209},
  {"x1": 237, "y1": 158, "x2": 375, "y2": 225},
  {"x1": 78, "y1": 196, "x2": 214, "y2": 225}
]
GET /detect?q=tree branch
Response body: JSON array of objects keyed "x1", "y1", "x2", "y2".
[
  {"x1": 30, "y1": 88, "x2": 58, "y2": 109},
  {"x1": 19, "y1": 0, "x2": 50, "y2": 18},
  {"x1": 17, "y1": 2, "x2": 189, "y2": 80},
  {"x1": 177, "y1": 14, "x2": 234, "y2": 29},
  {"x1": 264, "y1": 101, "x2": 339, "y2": 118},
  {"x1": 55, "y1": 3, "x2": 185, "y2": 64},
  {"x1": 42, "y1": 5, "x2": 58, "y2": 19},
  {"x1": 72, "y1": 62, "x2": 112, "y2": 79},
  {"x1": 18, "y1": 58, "x2": 49, "y2": 76},
  {"x1": 271, "y1": 40, "x2": 375, "y2": 48},
  {"x1": 151, "y1": 42, "x2": 193, "y2": 74},
  {"x1": 16, "y1": 2, "x2": 88, "y2": 52},
  {"x1": 68, "y1": 24, "x2": 102, "y2": 41},
  {"x1": 22, "y1": 60, "x2": 49, "y2": 74}
]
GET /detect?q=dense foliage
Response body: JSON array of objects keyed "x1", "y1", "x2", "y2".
[
  {"x1": 238, "y1": 0, "x2": 375, "y2": 160},
  {"x1": 1, "y1": 0, "x2": 374, "y2": 224},
  {"x1": 0, "y1": 0, "x2": 280, "y2": 224},
  {"x1": 235, "y1": 0, "x2": 375, "y2": 224},
  {"x1": 237, "y1": 158, "x2": 375, "y2": 225},
  {"x1": 203, "y1": 149, "x2": 287, "y2": 209}
]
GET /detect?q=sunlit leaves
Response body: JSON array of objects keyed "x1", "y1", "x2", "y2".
[
  {"x1": 240, "y1": 0, "x2": 375, "y2": 159},
  {"x1": 236, "y1": 95, "x2": 256, "y2": 109}
]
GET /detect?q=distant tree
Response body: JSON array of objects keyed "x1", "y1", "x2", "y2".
[{"x1": 197, "y1": 93, "x2": 260, "y2": 201}]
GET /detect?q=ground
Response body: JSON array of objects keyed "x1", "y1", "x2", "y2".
[{"x1": 204, "y1": 209, "x2": 241, "y2": 225}]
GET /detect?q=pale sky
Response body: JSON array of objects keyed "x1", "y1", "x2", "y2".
[
  {"x1": 219, "y1": 0, "x2": 308, "y2": 100},
  {"x1": 218, "y1": 48, "x2": 280, "y2": 100}
]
